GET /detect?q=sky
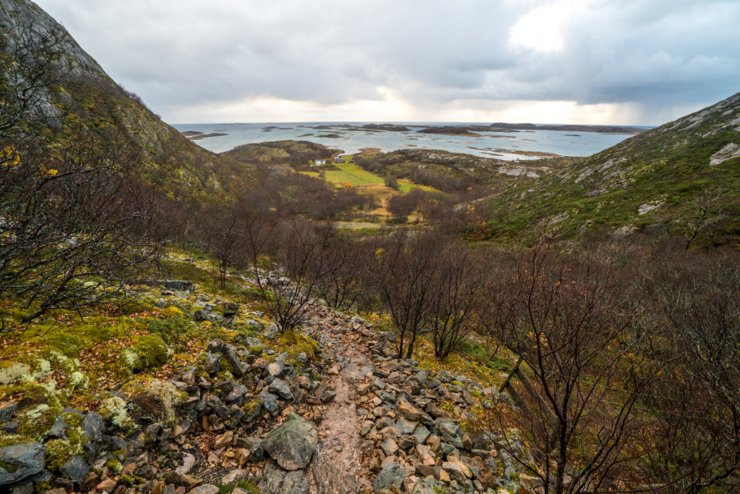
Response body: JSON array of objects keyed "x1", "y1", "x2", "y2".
[{"x1": 36, "y1": 0, "x2": 740, "y2": 125}]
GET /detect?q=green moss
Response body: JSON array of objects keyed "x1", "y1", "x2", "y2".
[
  {"x1": 274, "y1": 331, "x2": 320, "y2": 363},
  {"x1": 218, "y1": 479, "x2": 261, "y2": 494},
  {"x1": 147, "y1": 314, "x2": 196, "y2": 349},
  {"x1": 125, "y1": 334, "x2": 170, "y2": 373},
  {"x1": 45, "y1": 439, "x2": 73, "y2": 471}
]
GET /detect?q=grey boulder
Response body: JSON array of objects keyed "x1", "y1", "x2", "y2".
[{"x1": 261, "y1": 414, "x2": 317, "y2": 471}]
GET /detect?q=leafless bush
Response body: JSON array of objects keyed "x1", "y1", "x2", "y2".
[
  {"x1": 487, "y1": 241, "x2": 647, "y2": 494},
  {"x1": 368, "y1": 230, "x2": 440, "y2": 358},
  {"x1": 427, "y1": 241, "x2": 483, "y2": 359}
]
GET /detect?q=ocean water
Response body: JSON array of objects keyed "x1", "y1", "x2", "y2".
[{"x1": 173, "y1": 122, "x2": 639, "y2": 160}]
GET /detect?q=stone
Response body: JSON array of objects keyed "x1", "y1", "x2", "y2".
[
  {"x1": 0, "y1": 402, "x2": 17, "y2": 422},
  {"x1": 8, "y1": 481, "x2": 33, "y2": 494},
  {"x1": 398, "y1": 399, "x2": 423, "y2": 421},
  {"x1": 161, "y1": 280, "x2": 194, "y2": 291},
  {"x1": 269, "y1": 379, "x2": 293, "y2": 400},
  {"x1": 204, "y1": 353, "x2": 221, "y2": 374},
  {"x1": 222, "y1": 344, "x2": 247, "y2": 377},
  {"x1": 188, "y1": 485, "x2": 219, "y2": 494},
  {"x1": 259, "y1": 390, "x2": 280, "y2": 416},
  {"x1": 267, "y1": 358, "x2": 285, "y2": 378},
  {"x1": 45, "y1": 415, "x2": 67, "y2": 439},
  {"x1": 0, "y1": 443, "x2": 45, "y2": 486},
  {"x1": 374, "y1": 461, "x2": 405, "y2": 493},
  {"x1": 176, "y1": 453, "x2": 196, "y2": 476},
  {"x1": 83, "y1": 412, "x2": 104, "y2": 455},
  {"x1": 261, "y1": 414, "x2": 318, "y2": 470},
  {"x1": 435, "y1": 418, "x2": 462, "y2": 447},
  {"x1": 259, "y1": 461, "x2": 309, "y2": 494},
  {"x1": 413, "y1": 425, "x2": 431, "y2": 445},
  {"x1": 61, "y1": 456, "x2": 90, "y2": 484},
  {"x1": 380, "y1": 438, "x2": 399, "y2": 456},
  {"x1": 396, "y1": 417, "x2": 418, "y2": 435}
]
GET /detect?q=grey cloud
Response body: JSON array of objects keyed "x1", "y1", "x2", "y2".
[{"x1": 35, "y1": 0, "x2": 740, "y2": 124}]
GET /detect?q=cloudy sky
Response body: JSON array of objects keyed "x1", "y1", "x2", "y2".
[{"x1": 36, "y1": 0, "x2": 740, "y2": 125}]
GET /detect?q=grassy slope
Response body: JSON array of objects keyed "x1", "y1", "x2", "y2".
[{"x1": 485, "y1": 93, "x2": 740, "y2": 244}]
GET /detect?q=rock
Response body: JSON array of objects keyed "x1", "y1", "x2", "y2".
[
  {"x1": 188, "y1": 484, "x2": 219, "y2": 494},
  {"x1": 204, "y1": 353, "x2": 221, "y2": 374},
  {"x1": 259, "y1": 390, "x2": 280, "y2": 416},
  {"x1": 267, "y1": 357, "x2": 285, "y2": 378},
  {"x1": 222, "y1": 344, "x2": 247, "y2": 377},
  {"x1": 82, "y1": 412, "x2": 104, "y2": 455},
  {"x1": 259, "y1": 461, "x2": 309, "y2": 494},
  {"x1": 269, "y1": 379, "x2": 293, "y2": 401},
  {"x1": 398, "y1": 399, "x2": 423, "y2": 421},
  {"x1": 176, "y1": 453, "x2": 196, "y2": 476},
  {"x1": 374, "y1": 462, "x2": 405, "y2": 493},
  {"x1": 435, "y1": 418, "x2": 462, "y2": 447},
  {"x1": 220, "y1": 469, "x2": 247, "y2": 484},
  {"x1": 226, "y1": 383, "x2": 249, "y2": 404},
  {"x1": 264, "y1": 324, "x2": 279, "y2": 339},
  {"x1": 0, "y1": 443, "x2": 45, "y2": 486},
  {"x1": 380, "y1": 438, "x2": 399, "y2": 456},
  {"x1": 8, "y1": 481, "x2": 33, "y2": 494},
  {"x1": 45, "y1": 415, "x2": 67, "y2": 439},
  {"x1": 221, "y1": 302, "x2": 240, "y2": 317},
  {"x1": 442, "y1": 457, "x2": 473, "y2": 484},
  {"x1": 397, "y1": 417, "x2": 418, "y2": 435},
  {"x1": 413, "y1": 425, "x2": 430, "y2": 445},
  {"x1": 261, "y1": 414, "x2": 318, "y2": 470},
  {"x1": 160, "y1": 280, "x2": 194, "y2": 291},
  {"x1": 0, "y1": 402, "x2": 17, "y2": 422},
  {"x1": 61, "y1": 455, "x2": 89, "y2": 484}
]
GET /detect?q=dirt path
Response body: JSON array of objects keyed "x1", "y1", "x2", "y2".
[{"x1": 304, "y1": 307, "x2": 376, "y2": 494}]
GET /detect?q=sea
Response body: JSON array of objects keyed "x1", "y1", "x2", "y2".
[{"x1": 173, "y1": 122, "x2": 644, "y2": 161}]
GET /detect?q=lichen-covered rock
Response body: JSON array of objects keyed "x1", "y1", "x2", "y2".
[
  {"x1": 261, "y1": 414, "x2": 317, "y2": 471},
  {"x1": 0, "y1": 442, "x2": 45, "y2": 486}
]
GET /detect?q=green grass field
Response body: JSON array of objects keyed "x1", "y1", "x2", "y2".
[{"x1": 304, "y1": 156, "x2": 437, "y2": 193}]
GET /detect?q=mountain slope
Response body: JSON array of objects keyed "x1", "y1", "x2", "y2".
[
  {"x1": 485, "y1": 93, "x2": 740, "y2": 245},
  {"x1": 0, "y1": 0, "x2": 254, "y2": 200}
]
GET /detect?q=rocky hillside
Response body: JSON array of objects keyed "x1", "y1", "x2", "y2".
[
  {"x1": 0, "y1": 0, "x2": 254, "y2": 200},
  {"x1": 485, "y1": 93, "x2": 740, "y2": 245},
  {"x1": 0, "y1": 251, "x2": 520, "y2": 494}
]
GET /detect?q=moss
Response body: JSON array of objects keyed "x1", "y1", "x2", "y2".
[
  {"x1": 124, "y1": 334, "x2": 170, "y2": 373},
  {"x1": 275, "y1": 331, "x2": 320, "y2": 363},
  {"x1": 105, "y1": 458, "x2": 123, "y2": 474},
  {"x1": 218, "y1": 479, "x2": 261, "y2": 494},
  {"x1": 1, "y1": 382, "x2": 62, "y2": 439},
  {"x1": 45, "y1": 438, "x2": 74, "y2": 471},
  {"x1": 123, "y1": 378, "x2": 186, "y2": 425}
]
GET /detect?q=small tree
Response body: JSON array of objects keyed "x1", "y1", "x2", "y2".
[
  {"x1": 369, "y1": 231, "x2": 439, "y2": 358},
  {"x1": 488, "y1": 242, "x2": 646, "y2": 494},
  {"x1": 243, "y1": 217, "x2": 328, "y2": 331},
  {"x1": 428, "y1": 241, "x2": 482, "y2": 359}
]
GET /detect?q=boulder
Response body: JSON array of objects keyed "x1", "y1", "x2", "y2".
[
  {"x1": 0, "y1": 443, "x2": 45, "y2": 486},
  {"x1": 261, "y1": 414, "x2": 318, "y2": 471},
  {"x1": 259, "y1": 461, "x2": 309, "y2": 494}
]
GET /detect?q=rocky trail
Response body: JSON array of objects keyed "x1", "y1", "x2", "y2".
[{"x1": 1, "y1": 289, "x2": 524, "y2": 494}]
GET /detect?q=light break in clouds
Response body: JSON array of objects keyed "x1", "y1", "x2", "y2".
[{"x1": 35, "y1": 0, "x2": 740, "y2": 125}]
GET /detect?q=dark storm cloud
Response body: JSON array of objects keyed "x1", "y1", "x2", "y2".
[{"x1": 35, "y1": 0, "x2": 740, "y2": 124}]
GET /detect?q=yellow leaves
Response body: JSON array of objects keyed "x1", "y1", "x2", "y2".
[
  {"x1": 1, "y1": 145, "x2": 21, "y2": 168},
  {"x1": 47, "y1": 168, "x2": 59, "y2": 177}
]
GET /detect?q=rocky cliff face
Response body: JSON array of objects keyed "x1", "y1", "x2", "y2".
[
  {"x1": 485, "y1": 93, "x2": 740, "y2": 244},
  {"x1": 0, "y1": 0, "x2": 254, "y2": 200}
]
